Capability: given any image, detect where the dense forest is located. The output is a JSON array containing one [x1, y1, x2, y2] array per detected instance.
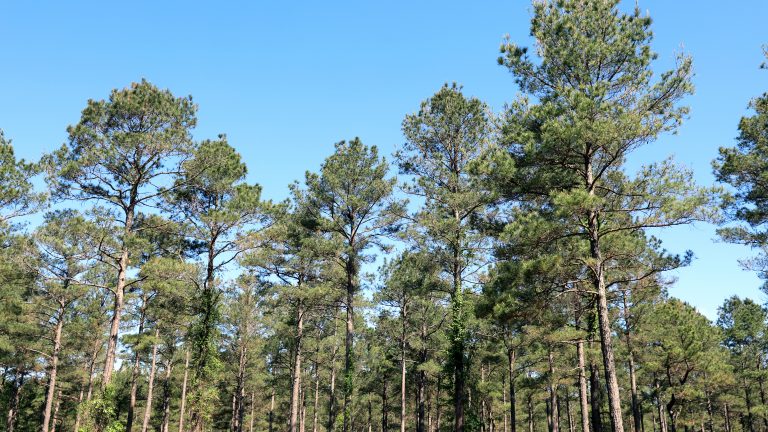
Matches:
[[2, 2, 768, 432]]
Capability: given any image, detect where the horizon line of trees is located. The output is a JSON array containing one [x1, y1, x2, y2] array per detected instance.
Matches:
[[2, 2, 768, 432]]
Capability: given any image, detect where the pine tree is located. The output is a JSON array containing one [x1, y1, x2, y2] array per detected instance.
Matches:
[[398, 83, 493, 432], [304, 138, 401, 432], [492, 2, 715, 431], [48, 80, 197, 387]]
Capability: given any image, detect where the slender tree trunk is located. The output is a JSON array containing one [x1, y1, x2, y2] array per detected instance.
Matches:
[[566, 386, 575, 432], [723, 403, 732, 432], [249, 392, 255, 432], [452, 251, 465, 432], [654, 378, 667, 432], [313, 359, 320, 432], [269, 384, 275, 432], [401, 303, 407, 432], [343, 254, 358, 432], [141, 329, 160, 432], [292, 303, 305, 432], [382, 381, 389, 432], [622, 295, 642, 432], [6, 370, 25, 432], [128, 300, 147, 432], [744, 375, 755, 432], [549, 351, 560, 432], [586, 159, 624, 432], [43, 309, 64, 432], [76, 340, 101, 432], [436, 375, 442, 432], [503, 373, 508, 432], [235, 328, 248, 432], [179, 348, 190, 432], [509, 349, 517, 432], [527, 394, 534, 432], [301, 383, 307, 432], [329, 322, 339, 432], [161, 358, 173, 432], [104, 209, 134, 387], [51, 389, 62, 432], [577, 340, 590, 432], [589, 362, 604, 432]]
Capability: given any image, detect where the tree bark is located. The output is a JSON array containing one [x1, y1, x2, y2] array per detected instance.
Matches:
[[6, 370, 25, 432], [508, 349, 517, 432], [313, 358, 320, 432], [178, 348, 190, 432], [343, 254, 358, 432], [622, 295, 642, 432], [589, 362, 604, 432], [42, 308, 64, 432], [401, 303, 407, 432], [549, 351, 560, 432], [586, 157, 624, 432], [127, 298, 147, 432], [577, 340, 590, 432], [104, 208, 134, 387], [291, 302, 305, 432], [141, 329, 160, 432], [161, 358, 173, 432]]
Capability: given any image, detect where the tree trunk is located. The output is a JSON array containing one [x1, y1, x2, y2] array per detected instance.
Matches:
[[292, 303, 305, 432], [509, 349, 517, 432], [654, 378, 667, 432], [269, 384, 275, 432], [382, 381, 389, 432], [313, 359, 320, 432], [589, 362, 604, 432], [6, 370, 25, 432], [343, 253, 358, 432], [586, 154, 624, 432], [43, 309, 64, 432], [329, 325, 339, 432], [141, 329, 160, 432], [527, 394, 534, 432], [128, 299, 147, 432], [577, 340, 590, 432], [51, 389, 62, 432], [744, 375, 755, 432], [249, 392, 256, 432], [104, 209, 134, 387], [235, 329, 248, 432], [723, 403, 731, 432], [549, 351, 560, 432], [179, 348, 190, 432], [622, 295, 642, 432], [452, 251, 465, 432], [161, 358, 173, 432], [401, 303, 407, 432], [565, 386, 575, 432]]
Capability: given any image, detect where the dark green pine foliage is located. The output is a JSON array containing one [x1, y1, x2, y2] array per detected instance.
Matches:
[[715, 51, 768, 285], [304, 138, 402, 432], [398, 84, 493, 432], [170, 136, 266, 432], [492, 2, 715, 431], [48, 80, 197, 388]]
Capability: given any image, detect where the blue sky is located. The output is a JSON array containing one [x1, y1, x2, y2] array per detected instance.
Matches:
[[2, 1, 767, 318]]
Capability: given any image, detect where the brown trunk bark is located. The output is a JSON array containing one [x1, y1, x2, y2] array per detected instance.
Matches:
[[566, 386, 575, 432], [549, 351, 560, 432], [313, 359, 320, 432], [50, 390, 61, 432], [161, 358, 173, 432], [104, 209, 134, 387], [141, 329, 160, 432], [249, 392, 255, 432], [586, 156, 624, 432], [622, 295, 642, 432], [269, 386, 275, 432], [6, 370, 24, 432], [343, 254, 357, 432], [43, 309, 64, 432], [178, 349, 190, 432], [382, 381, 389, 432], [577, 340, 590, 432], [291, 303, 305, 432], [128, 299, 147, 432], [509, 349, 517, 432], [589, 361, 604, 432], [401, 303, 407, 432]]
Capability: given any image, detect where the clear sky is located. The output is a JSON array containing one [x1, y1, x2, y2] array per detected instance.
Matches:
[[2, 1, 767, 319]]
